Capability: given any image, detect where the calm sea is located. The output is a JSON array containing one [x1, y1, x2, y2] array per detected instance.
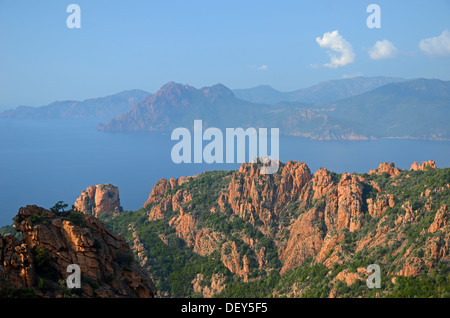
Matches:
[[1, 118, 449, 226]]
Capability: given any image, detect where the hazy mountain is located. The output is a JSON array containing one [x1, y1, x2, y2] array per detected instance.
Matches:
[[232, 85, 287, 104], [97, 81, 355, 139], [98, 79, 450, 140], [97, 82, 271, 132], [0, 89, 150, 119], [321, 78, 450, 139], [233, 76, 406, 104]]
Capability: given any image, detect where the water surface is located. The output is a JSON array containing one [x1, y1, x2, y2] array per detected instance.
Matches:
[[1, 118, 449, 226]]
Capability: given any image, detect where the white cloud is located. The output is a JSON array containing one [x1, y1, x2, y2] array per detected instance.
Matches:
[[257, 64, 268, 71], [316, 30, 355, 68], [419, 29, 450, 57], [249, 64, 268, 71], [368, 40, 398, 60]]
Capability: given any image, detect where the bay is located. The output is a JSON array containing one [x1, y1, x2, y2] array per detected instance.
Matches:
[[1, 118, 449, 226]]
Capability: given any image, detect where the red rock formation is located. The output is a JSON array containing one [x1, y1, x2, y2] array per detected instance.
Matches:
[[410, 160, 437, 171], [279, 208, 324, 275], [369, 162, 401, 177], [396, 257, 423, 277], [367, 194, 395, 218], [336, 173, 365, 232], [145, 177, 195, 221], [168, 209, 223, 257], [0, 234, 34, 289], [74, 184, 123, 217], [220, 241, 250, 282], [192, 273, 226, 298], [137, 159, 449, 295], [2, 205, 156, 297], [224, 161, 311, 230], [144, 179, 172, 207], [333, 269, 365, 286], [429, 205, 448, 233]]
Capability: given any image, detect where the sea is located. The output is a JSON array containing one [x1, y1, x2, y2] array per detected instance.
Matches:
[[1, 118, 449, 226]]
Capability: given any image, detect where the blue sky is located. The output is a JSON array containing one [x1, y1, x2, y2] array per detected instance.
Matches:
[[0, 0, 449, 110]]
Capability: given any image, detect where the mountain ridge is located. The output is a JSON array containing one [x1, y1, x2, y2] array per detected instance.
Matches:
[[233, 76, 407, 104], [97, 78, 450, 140], [99, 159, 450, 298], [1, 159, 449, 298], [3, 77, 449, 140], [319, 78, 450, 139], [0, 89, 151, 119]]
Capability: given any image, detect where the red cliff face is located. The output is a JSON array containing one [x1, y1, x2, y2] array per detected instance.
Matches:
[[278, 171, 366, 273], [74, 184, 123, 217], [224, 161, 312, 231], [369, 162, 401, 177], [1, 205, 156, 298], [135, 159, 449, 297], [0, 234, 34, 289], [142, 160, 450, 280], [145, 176, 195, 221], [410, 160, 437, 171]]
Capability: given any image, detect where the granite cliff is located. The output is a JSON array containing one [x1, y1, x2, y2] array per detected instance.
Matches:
[[103, 159, 450, 298], [0, 205, 156, 298], [2, 159, 448, 298], [74, 183, 123, 217]]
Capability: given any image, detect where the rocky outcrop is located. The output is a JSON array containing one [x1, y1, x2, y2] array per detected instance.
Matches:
[[279, 208, 324, 275], [0, 234, 34, 290], [123, 158, 449, 298], [333, 268, 366, 286], [192, 273, 226, 298], [410, 160, 437, 171], [1, 205, 156, 297], [336, 173, 365, 232], [429, 205, 448, 234], [369, 162, 401, 177], [168, 209, 223, 257], [367, 194, 395, 218], [74, 184, 123, 217], [145, 177, 195, 221], [221, 242, 250, 282], [224, 161, 312, 231]]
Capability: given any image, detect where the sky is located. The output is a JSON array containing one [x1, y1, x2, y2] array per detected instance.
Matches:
[[0, 0, 449, 110]]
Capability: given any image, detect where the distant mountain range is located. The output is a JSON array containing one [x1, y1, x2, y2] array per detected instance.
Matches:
[[0, 89, 150, 119], [2, 77, 450, 140], [98, 78, 450, 140], [97, 82, 270, 132], [232, 76, 406, 104], [319, 78, 450, 140]]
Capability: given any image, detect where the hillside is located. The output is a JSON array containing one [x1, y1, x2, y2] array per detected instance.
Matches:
[[100, 159, 450, 298], [0, 89, 150, 119], [321, 79, 450, 139]]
